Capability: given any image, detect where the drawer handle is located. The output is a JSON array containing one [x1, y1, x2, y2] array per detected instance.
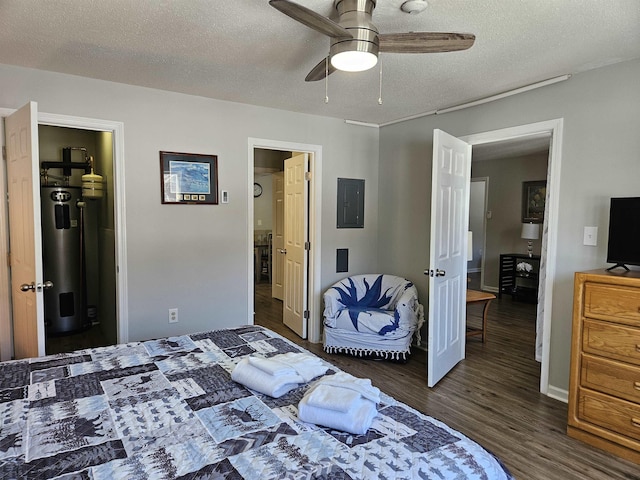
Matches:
[[635, 381, 640, 391], [633, 418, 640, 429]]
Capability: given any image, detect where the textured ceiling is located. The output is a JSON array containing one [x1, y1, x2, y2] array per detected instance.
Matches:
[[0, 0, 639, 125]]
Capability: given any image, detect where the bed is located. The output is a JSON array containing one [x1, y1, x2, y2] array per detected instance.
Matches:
[[0, 326, 513, 479]]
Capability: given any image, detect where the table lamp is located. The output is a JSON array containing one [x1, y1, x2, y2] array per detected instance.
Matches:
[[521, 223, 540, 257]]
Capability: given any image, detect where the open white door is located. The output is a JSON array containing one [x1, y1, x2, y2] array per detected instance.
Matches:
[[282, 153, 308, 338], [5, 102, 46, 359], [427, 129, 472, 387], [271, 171, 285, 301]]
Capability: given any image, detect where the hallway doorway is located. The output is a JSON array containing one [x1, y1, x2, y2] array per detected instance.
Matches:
[[462, 118, 564, 397], [248, 138, 323, 343]]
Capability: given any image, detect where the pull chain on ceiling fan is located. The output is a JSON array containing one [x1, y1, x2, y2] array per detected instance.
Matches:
[[269, 0, 476, 82]]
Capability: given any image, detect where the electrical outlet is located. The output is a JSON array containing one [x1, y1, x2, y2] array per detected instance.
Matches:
[[168, 308, 178, 323]]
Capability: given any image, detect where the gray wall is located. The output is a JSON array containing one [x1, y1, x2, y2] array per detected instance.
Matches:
[[379, 58, 640, 393], [3, 57, 639, 393], [0, 63, 380, 343], [472, 152, 549, 289]]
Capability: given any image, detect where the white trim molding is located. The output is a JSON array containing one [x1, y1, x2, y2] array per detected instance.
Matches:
[[379, 75, 571, 127]]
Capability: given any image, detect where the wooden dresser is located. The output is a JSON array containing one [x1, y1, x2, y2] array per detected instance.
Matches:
[[568, 269, 640, 463]]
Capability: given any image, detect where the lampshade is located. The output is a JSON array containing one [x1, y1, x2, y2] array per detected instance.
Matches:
[[521, 223, 540, 240]]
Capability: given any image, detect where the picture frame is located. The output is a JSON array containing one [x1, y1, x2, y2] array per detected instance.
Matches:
[[522, 180, 546, 223], [160, 151, 218, 204]]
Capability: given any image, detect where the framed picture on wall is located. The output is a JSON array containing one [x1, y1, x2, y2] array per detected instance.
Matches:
[[522, 180, 546, 223], [160, 151, 218, 204]]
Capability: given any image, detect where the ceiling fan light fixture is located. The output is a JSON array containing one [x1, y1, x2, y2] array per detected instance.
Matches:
[[331, 50, 378, 72]]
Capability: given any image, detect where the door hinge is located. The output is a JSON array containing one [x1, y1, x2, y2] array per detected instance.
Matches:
[[304, 171, 312, 181], [6, 252, 10, 268], [303, 310, 310, 319], [304, 241, 311, 251], [2, 146, 6, 161]]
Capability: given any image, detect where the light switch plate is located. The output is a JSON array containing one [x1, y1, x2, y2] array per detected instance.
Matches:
[[583, 226, 598, 246]]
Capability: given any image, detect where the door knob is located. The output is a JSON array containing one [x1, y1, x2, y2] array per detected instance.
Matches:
[[20, 281, 53, 292], [278, 249, 287, 254], [424, 269, 446, 277]]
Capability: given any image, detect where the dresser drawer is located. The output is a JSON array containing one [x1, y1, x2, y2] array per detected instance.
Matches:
[[578, 388, 640, 442], [581, 354, 640, 403], [584, 283, 640, 326], [583, 319, 640, 366]]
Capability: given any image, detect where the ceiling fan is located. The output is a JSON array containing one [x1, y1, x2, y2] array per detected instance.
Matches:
[[269, 0, 476, 82]]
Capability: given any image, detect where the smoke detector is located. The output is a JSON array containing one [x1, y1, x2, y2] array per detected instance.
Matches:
[[401, 0, 428, 15]]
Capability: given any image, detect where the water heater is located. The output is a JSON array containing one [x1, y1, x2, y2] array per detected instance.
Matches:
[[41, 186, 87, 334]]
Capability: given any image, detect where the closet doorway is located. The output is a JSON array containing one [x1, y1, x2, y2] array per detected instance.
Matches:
[[0, 104, 127, 360]]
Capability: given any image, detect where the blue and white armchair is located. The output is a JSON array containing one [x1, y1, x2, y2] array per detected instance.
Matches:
[[323, 274, 424, 361]]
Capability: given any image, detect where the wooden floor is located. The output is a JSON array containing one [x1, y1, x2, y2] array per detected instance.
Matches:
[[254, 280, 640, 480], [46, 324, 110, 355]]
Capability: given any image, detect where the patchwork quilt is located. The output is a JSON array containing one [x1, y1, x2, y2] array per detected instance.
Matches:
[[0, 326, 513, 479]]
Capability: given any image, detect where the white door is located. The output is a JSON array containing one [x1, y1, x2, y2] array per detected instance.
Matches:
[[282, 153, 308, 338], [5, 102, 46, 359], [271, 171, 285, 301], [427, 129, 472, 387]]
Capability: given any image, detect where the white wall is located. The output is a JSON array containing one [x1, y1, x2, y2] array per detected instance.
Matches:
[[0, 63, 379, 343], [378, 57, 640, 393], [253, 173, 274, 230], [468, 179, 485, 272]]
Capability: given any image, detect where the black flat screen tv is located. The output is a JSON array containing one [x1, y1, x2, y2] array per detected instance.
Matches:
[[606, 197, 640, 271]]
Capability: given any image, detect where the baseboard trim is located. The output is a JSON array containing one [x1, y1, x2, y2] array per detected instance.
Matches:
[[546, 385, 568, 403]]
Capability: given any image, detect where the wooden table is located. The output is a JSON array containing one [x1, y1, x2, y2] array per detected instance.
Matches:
[[466, 289, 496, 342]]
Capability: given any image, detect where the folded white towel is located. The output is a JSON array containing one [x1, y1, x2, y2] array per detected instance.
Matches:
[[247, 356, 297, 377], [249, 352, 327, 382], [315, 372, 381, 404], [231, 358, 303, 398], [305, 384, 361, 413], [273, 352, 328, 382], [298, 394, 378, 435]]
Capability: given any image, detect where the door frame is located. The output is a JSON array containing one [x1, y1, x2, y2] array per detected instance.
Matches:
[[461, 118, 564, 397], [0, 107, 128, 359], [248, 138, 322, 343]]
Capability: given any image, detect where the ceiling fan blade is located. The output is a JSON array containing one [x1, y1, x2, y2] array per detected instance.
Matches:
[[379, 32, 475, 53], [269, 0, 352, 38], [305, 57, 336, 82]]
